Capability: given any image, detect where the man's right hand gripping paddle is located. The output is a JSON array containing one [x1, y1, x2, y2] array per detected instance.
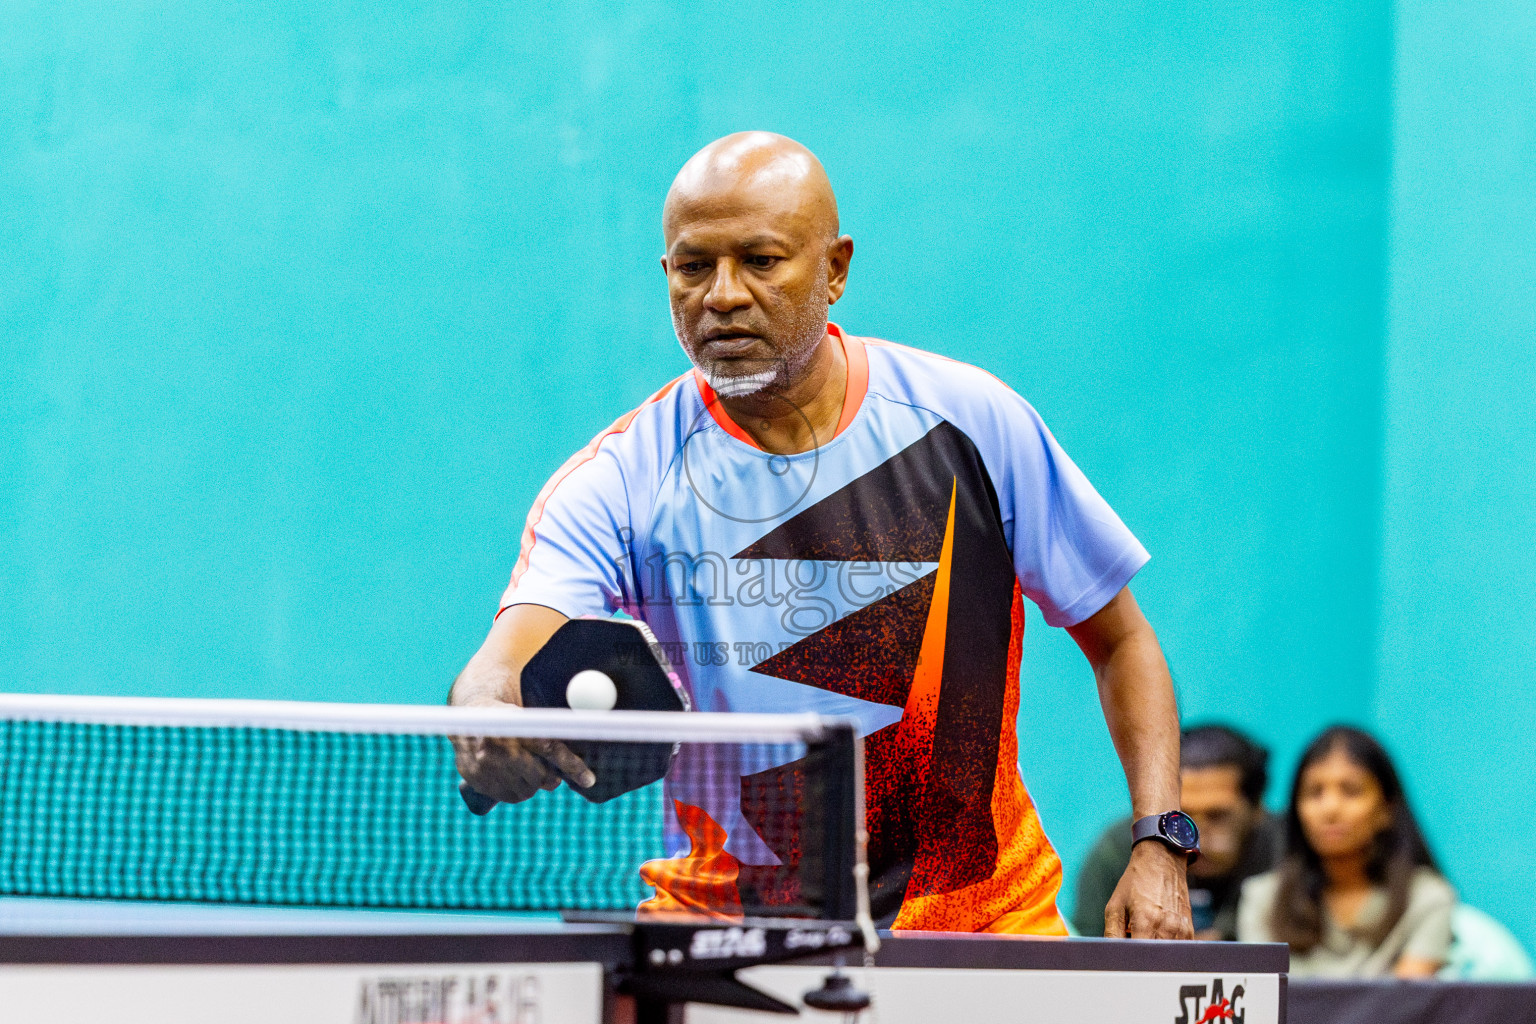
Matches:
[[451, 613, 688, 813]]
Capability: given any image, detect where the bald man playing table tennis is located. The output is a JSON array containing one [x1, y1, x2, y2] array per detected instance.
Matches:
[[452, 132, 1192, 939]]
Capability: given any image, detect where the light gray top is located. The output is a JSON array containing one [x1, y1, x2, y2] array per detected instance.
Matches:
[[1237, 867, 1456, 977]]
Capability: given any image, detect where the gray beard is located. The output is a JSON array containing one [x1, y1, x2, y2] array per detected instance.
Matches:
[[699, 363, 779, 398], [675, 263, 830, 399]]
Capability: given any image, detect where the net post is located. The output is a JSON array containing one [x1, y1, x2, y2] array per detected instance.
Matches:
[[804, 719, 869, 932], [848, 722, 880, 956]]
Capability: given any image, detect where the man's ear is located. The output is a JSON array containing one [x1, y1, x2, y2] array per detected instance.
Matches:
[[659, 256, 669, 274], [826, 235, 854, 305]]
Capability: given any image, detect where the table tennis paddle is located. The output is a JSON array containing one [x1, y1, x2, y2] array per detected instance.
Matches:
[[459, 617, 689, 813]]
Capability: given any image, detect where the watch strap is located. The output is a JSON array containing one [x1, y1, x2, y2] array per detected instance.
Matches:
[[1131, 811, 1199, 863], [1130, 813, 1165, 845]]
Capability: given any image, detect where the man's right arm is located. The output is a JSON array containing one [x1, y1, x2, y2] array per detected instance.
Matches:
[[449, 603, 596, 803]]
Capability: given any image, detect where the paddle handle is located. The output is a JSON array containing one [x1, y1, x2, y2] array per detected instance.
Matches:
[[458, 780, 499, 815]]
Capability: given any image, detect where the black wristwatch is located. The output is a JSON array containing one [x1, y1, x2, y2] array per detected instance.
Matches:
[[1131, 810, 1201, 863]]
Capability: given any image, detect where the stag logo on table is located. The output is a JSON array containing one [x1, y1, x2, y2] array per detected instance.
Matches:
[[355, 972, 541, 1024], [1173, 978, 1245, 1024], [689, 926, 767, 960]]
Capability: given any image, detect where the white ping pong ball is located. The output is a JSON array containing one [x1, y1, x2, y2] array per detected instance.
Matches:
[[566, 669, 618, 711]]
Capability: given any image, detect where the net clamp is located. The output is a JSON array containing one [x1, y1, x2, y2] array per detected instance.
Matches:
[[620, 917, 863, 1015]]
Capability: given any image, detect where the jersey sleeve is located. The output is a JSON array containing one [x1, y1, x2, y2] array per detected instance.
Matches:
[[986, 389, 1149, 628], [500, 446, 636, 620]]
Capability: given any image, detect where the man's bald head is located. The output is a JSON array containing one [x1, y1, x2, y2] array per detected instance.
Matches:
[[661, 133, 852, 400], [663, 132, 840, 246]]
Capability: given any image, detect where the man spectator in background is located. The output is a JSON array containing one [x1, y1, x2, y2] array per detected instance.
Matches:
[[1074, 725, 1283, 939]]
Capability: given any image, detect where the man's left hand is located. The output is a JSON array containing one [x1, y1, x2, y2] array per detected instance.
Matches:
[[1103, 841, 1193, 939]]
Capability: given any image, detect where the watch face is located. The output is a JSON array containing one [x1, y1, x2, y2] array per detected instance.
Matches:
[[1162, 811, 1200, 849]]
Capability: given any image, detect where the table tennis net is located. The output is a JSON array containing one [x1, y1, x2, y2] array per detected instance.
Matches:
[[0, 696, 862, 921]]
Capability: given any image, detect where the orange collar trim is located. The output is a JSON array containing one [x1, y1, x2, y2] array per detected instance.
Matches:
[[831, 323, 869, 438], [691, 323, 868, 452]]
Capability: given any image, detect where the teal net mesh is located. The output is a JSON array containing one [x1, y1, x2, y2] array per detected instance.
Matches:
[[0, 720, 664, 910]]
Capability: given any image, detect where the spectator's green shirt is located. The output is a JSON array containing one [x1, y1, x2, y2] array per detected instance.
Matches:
[[1237, 867, 1455, 976], [1071, 812, 1283, 939]]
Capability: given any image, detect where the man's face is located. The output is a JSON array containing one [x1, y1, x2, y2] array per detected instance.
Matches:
[[1181, 765, 1259, 878], [662, 189, 841, 397]]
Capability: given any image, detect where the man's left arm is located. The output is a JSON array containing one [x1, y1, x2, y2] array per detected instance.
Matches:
[[1066, 586, 1193, 940]]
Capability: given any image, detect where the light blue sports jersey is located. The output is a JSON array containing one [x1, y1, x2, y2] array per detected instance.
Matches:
[[501, 325, 1148, 931]]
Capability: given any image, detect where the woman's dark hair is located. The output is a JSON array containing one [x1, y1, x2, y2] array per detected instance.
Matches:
[[1270, 726, 1440, 952]]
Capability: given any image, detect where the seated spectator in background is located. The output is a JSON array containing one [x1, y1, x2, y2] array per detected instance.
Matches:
[[1238, 726, 1455, 977], [1074, 725, 1283, 939]]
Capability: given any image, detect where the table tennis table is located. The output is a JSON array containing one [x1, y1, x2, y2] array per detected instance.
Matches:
[[0, 896, 1289, 1023]]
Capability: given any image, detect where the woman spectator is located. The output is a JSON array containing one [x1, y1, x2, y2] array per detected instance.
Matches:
[[1237, 726, 1455, 977]]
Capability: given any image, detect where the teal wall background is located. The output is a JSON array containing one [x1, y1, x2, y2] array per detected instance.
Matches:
[[2, 3, 1528, 949], [1373, 0, 1536, 956]]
